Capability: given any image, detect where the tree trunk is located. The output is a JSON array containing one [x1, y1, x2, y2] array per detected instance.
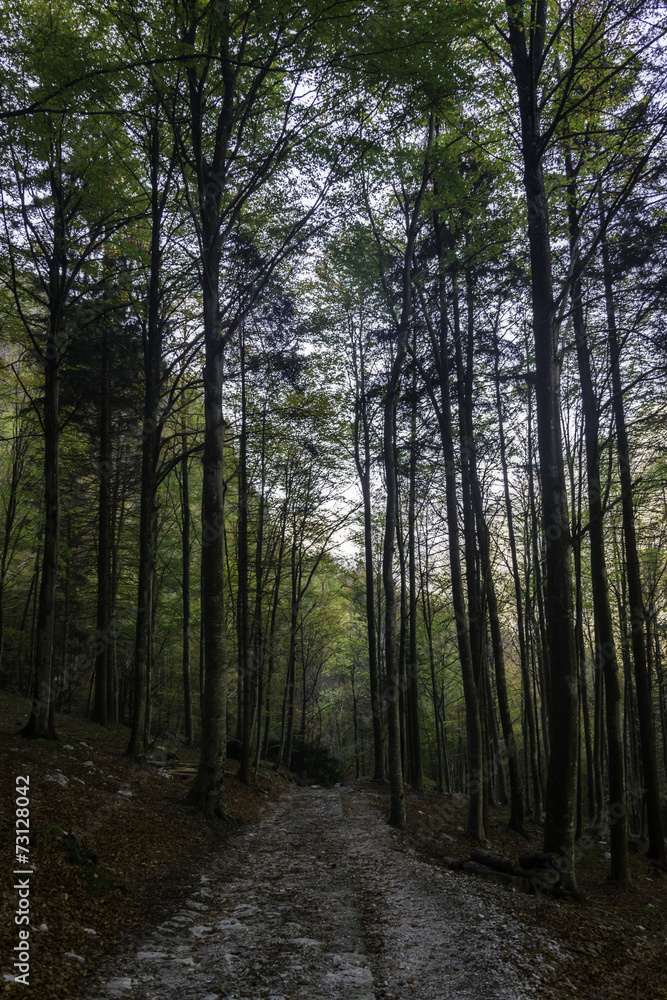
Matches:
[[93, 319, 111, 726], [23, 170, 65, 741], [396, 490, 408, 779], [128, 118, 164, 757], [600, 191, 665, 864], [566, 169, 629, 879], [419, 219, 484, 841], [186, 275, 228, 816], [492, 326, 542, 819], [454, 269, 491, 829], [263, 505, 287, 758], [505, 2, 579, 888], [383, 338, 407, 828], [0, 418, 27, 683], [181, 428, 193, 746], [354, 342, 385, 780], [26, 349, 59, 740], [351, 329, 385, 780], [407, 356, 423, 792], [238, 325, 252, 784]]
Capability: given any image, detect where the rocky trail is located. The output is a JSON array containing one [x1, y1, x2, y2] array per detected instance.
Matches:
[[86, 786, 557, 1000]]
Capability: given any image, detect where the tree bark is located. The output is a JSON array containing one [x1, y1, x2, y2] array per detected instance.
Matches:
[[181, 428, 193, 746], [23, 169, 65, 741], [186, 282, 228, 816], [128, 117, 164, 758], [600, 190, 665, 864], [407, 358, 423, 792], [505, 1, 579, 888], [418, 219, 484, 841], [492, 327, 542, 819], [350, 321, 385, 780], [383, 337, 407, 828], [238, 325, 253, 783], [93, 318, 111, 726], [567, 157, 629, 879]]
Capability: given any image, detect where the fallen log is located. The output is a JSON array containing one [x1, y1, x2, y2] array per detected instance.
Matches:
[[440, 854, 462, 871], [470, 849, 520, 875], [462, 861, 530, 893], [516, 866, 561, 891], [518, 851, 559, 869]]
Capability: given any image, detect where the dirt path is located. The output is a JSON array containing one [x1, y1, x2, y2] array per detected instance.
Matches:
[[86, 786, 557, 1000]]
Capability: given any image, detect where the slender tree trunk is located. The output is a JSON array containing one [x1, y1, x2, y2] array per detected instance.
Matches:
[[186, 274, 228, 815], [420, 221, 484, 841], [263, 506, 287, 757], [565, 158, 629, 877], [483, 530, 524, 832], [655, 636, 667, 784], [396, 492, 409, 778], [23, 170, 65, 741], [281, 531, 300, 770], [350, 318, 385, 779], [407, 357, 423, 792], [181, 429, 193, 746], [251, 410, 268, 773], [420, 553, 443, 792], [0, 419, 27, 682], [238, 325, 253, 783], [600, 193, 665, 864], [492, 327, 542, 819], [128, 118, 164, 757], [379, 134, 433, 827], [506, 2, 579, 888], [526, 388, 551, 767], [383, 339, 407, 828], [93, 319, 111, 726], [454, 269, 491, 828]]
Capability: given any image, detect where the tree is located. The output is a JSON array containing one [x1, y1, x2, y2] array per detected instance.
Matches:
[[1, 8, 131, 738]]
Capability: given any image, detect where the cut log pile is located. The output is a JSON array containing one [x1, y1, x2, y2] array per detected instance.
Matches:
[[442, 848, 565, 895]]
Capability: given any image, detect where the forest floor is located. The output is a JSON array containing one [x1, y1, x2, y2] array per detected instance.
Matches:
[[0, 693, 665, 1000]]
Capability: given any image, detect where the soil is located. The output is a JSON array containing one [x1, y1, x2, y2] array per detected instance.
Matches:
[[1, 694, 666, 1000]]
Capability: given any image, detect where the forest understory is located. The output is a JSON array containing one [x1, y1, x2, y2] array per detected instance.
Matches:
[[1, 695, 665, 1000]]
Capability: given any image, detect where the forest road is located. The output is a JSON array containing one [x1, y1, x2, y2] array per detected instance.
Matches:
[[87, 785, 553, 1000]]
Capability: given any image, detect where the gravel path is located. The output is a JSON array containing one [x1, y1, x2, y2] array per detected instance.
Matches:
[[87, 786, 556, 1000]]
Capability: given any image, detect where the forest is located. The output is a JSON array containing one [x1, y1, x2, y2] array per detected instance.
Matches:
[[1, 0, 667, 905]]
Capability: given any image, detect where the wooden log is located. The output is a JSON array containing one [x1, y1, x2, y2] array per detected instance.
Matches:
[[441, 855, 462, 871], [462, 861, 530, 892], [470, 849, 520, 875], [517, 867, 561, 891], [518, 851, 559, 869]]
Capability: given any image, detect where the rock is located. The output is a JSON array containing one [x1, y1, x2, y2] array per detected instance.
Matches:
[[188, 924, 214, 938], [64, 952, 85, 963], [44, 773, 69, 787], [104, 976, 134, 992]]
